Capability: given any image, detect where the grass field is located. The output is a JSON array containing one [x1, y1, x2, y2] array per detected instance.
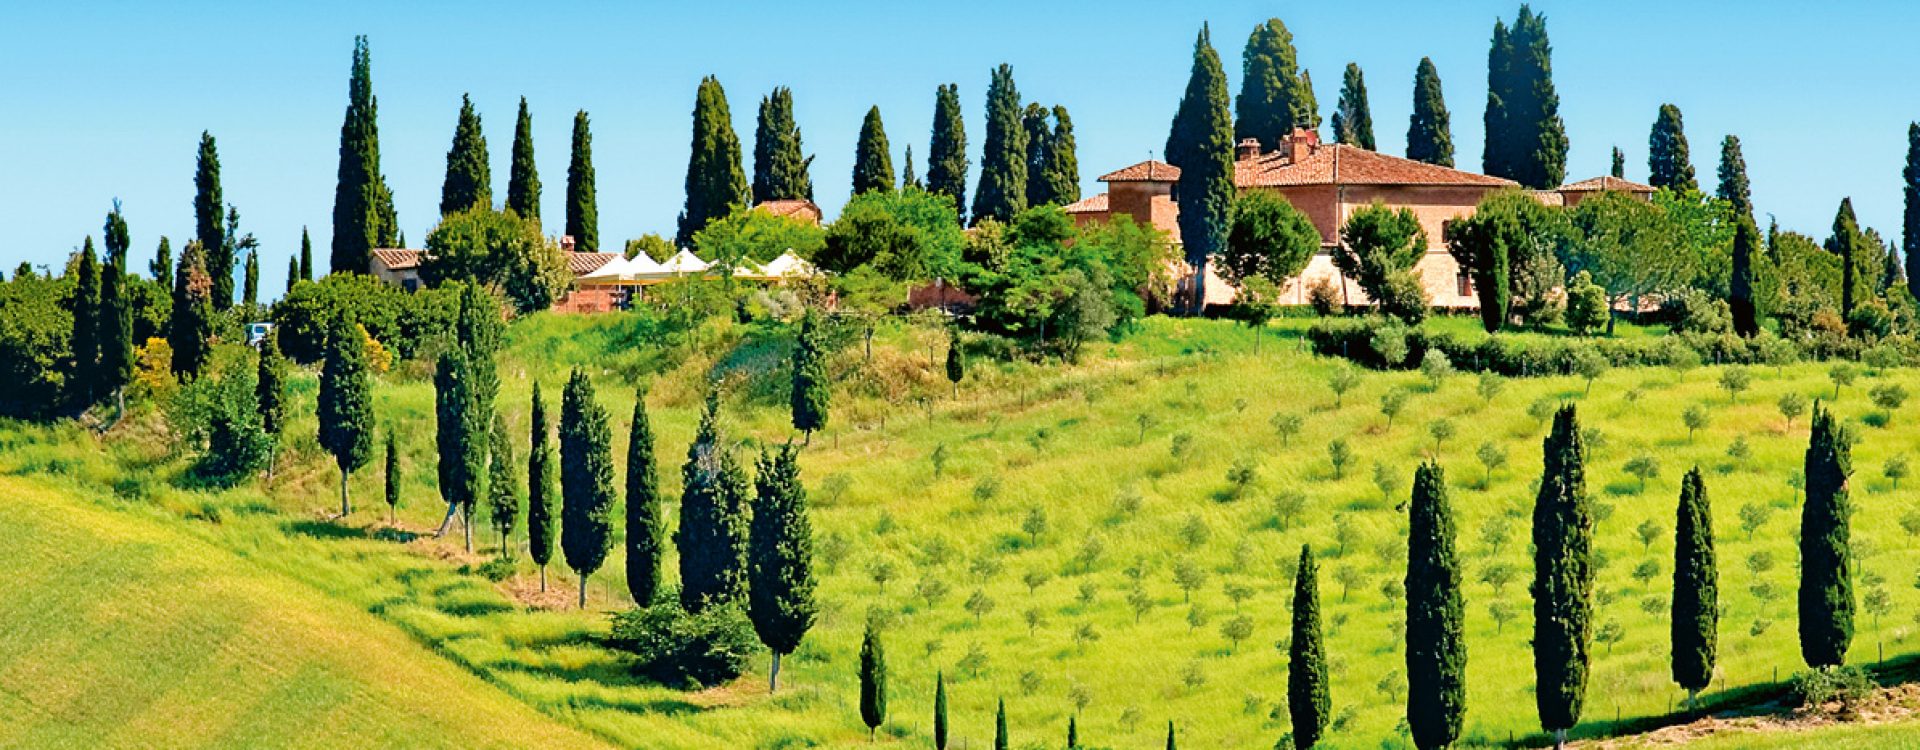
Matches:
[[11, 311, 1920, 748]]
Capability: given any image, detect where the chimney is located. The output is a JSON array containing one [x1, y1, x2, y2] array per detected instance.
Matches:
[[1284, 127, 1320, 162], [560, 234, 577, 253], [1236, 137, 1262, 160]]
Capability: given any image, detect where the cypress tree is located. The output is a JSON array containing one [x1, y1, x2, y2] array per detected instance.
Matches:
[[331, 36, 397, 274], [434, 349, 485, 552], [299, 227, 313, 282], [1533, 405, 1594, 749], [285, 255, 300, 294], [749, 442, 817, 692], [791, 310, 830, 441], [99, 207, 134, 409], [1829, 198, 1870, 320], [927, 83, 970, 224], [486, 412, 519, 556], [383, 431, 400, 524], [678, 389, 751, 611], [440, 94, 492, 216], [1288, 544, 1330, 749], [506, 96, 541, 221], [1512, 6, 1567, 189], [257, 331, 288, 460], [1235, 18, 1312, 148], [566, 111, 599, 252], [852, 105, 895, 195], [752, 86, 812, 203], [859, 620, 887, 740], [318, 313, 375, 518], [1022, 103, 1052, 206], [242, 249, 259, 309], [1905, 123, 1920, 301], [168, 240, 214, 381], [1297, 69, 1322, 130], [678, 76, 748, 246], [934, 672, 949, 750], [1166, 26, 1235, 315], [1332, 62, 1375, 151], [901, 146, 920, 190], [1611, 147, 1625, 179], [456, 283, 502, 423], [1647, 104, 1696, 192], [1482, 19, 1514, 180], [151, 236, 172, 283], [945, 327, 965, 398], [1066, 715, 1076, 748], [1730, 215, 1761, 337], [1406, 58, 1454, 167], [993, 697, 1009, 750], [1717, 135, 1752, 219], [1043, 106, 1081, 205], [559, 368, 616, 608], [1799, 403, 1855, 669], [973, 64, 1028, 226], [625, 393, 664, 606], [1406, 461, 1465, 750], [1672, 467, 1718, 708], [528, 384, 558, 591], [69, 238, 100, 405], [194, 132, 232, 310], [1165, 722, 1176, 750]]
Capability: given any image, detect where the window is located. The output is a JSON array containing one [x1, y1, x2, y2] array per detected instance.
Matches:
[[1455, 271, 1473, 298]]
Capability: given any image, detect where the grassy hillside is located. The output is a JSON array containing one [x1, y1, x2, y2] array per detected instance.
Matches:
[[12, 311, 1920, 748]]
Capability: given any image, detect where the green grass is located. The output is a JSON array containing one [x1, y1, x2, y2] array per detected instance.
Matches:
[[10, 311, 1920, 748]]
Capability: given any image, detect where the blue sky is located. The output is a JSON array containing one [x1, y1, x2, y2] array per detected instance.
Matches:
[[5, 1, 1916, 295]]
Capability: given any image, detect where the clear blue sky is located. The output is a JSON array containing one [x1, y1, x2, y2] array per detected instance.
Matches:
[[5, 1, 1916, 296]]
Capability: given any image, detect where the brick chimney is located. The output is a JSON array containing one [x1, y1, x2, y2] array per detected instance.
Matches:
[[1283, 127, 1320, 162], [1236, 137, 1262, 160], [560, 235, 577, 253]]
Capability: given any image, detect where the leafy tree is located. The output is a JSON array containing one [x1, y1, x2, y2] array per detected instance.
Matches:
[[790, 310, 831, 440], [318, 313, 375, 518], [1406, 57, 1453, 167], [1533, 404, 1594, 748], [506, 96, 540, 221], [1445, 190, 1558, 332], [1717, 135, 1752, 219], [1219, 191, 1319, 290], [1800, 403, 1855, 669], [679, 389, 751, 611], [1165, 27, 1235, 314], [1647, 104, 1696, 192], [927, 83, 969, 224], [692, 204, 827, 273], [1564, 271, 1608, 336], [625, 393, 665, 605], [974, 64, 1028, 226], [819, 187, 965, 280], [168, 241, 214, 380], [559, 368, 616, 608], [1672, 467, 1718, 708], [331, 36, 398, 274], [859, 620, 888, 740], [1563, 191, 1694, 329], [195, 132, 232, 310], [752, 86, 812, 203], [528, 384, 558, 591], [1235, 19, 1315, 148], [440, 94, 491, 216], [1332, 62, 1374, 150], [486, 412, 520, 556], [421, 208, 569, 314], [567, 111, 599, 252], [1289, 545, 1330, 749], [1483, 7, 1566, 188], [852, 106, 895, 195], [433, 349, 485, 551], [679, 76, 749, 246], [1406, 461, 1465, 749], [1335, 202, 1429, 324], [749, 442, 816, 692]]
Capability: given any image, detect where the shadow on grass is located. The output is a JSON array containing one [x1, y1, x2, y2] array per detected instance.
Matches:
[[283, 518, 371, 540]]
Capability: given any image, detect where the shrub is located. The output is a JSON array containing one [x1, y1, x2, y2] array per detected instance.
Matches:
[[610, 599, 759, 689], [1307, 279, 1340, 317], [1564, 271, 1608, 336], [1789, 666, 1876, 714]]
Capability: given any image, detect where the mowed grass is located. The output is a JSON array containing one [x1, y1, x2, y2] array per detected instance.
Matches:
[[12, 312, 1920, 749]]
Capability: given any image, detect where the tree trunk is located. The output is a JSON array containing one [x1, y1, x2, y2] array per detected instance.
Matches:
[[434, 502, 458, 538], [579, 574, 589, 609], [539, 565, 547, 592], [1555, 728, 1567, 750], [1688, 687, 1699, 712], [769, 651, 782, 693], [463, 506, 473, 553], [864, 325, 874, 362], [339, 465, 351, 517]]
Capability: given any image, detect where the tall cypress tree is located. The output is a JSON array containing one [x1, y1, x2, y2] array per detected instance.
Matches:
[[1297, 69, 1322, 130], [285, 255, 300, 294], [993, 697, 1009, 750], [99, 207, 134, 408], [753, 87, 812, 203], [678, 389, 751, 611], [1166, 26, 1235, 315], [927, 83, 970, 223], [1647, 104, 1696, 192], [1533, 404, 1594, 749], [1611, 147, 1625, 179], [973, 64, 1028, 226], [1406, 58, 1454, 167], [506, 96, 541, 221], [678, 76, 749, 246], [257, 331, 287, 474], [1829, 198, 1871, 320], [151, 236, 172, 283], [456, 283, 502, 431], [318, 313, 375, 518], [1067, 715, 1077, 748], [1165, 722, 1176, 750], [1289, 544, 1330, 749], [566, 111, 599, 252], [852, 105, 895, 195], [298, 227, 313, 282], [486, 413, 520, 556], [383, 431, 400, 523], [331, 36, 396, 274], [859, 620, 888, 740], [1800, 403, 1855, 669], [901, 146, 920, 190], [625, 393, 665, 606], [1022, 104, 1053, 206], [933, 671, 949, 750], [441, 94, 492, 216], [1406, 461, 1465, 750], [435, 348, 485, 551], [1482, 20, 1514, 180], [242, 249, 259, 309], [1672, 467, 1718, 708], [528, 384, 558, 591], [1512, 6, 1567, 189], [1717, 135, 1752, 219], [168, 241, 214, 381], [1042, 106, 1081, 205], [790, 310, 830, 441], [194, 132, 232, 310], [1730, 215, 1761, 337], [1235, 18, 1312, 148], [1904, 123, 1920, 301], [559, 368, 615, 608], [1332, 62, 1375, 151], [69, 238, 101, 405], [749, 442, 817, 693]]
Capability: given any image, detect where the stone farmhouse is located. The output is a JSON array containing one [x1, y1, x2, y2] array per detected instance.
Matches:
[[1063, 127, 1653, 310]]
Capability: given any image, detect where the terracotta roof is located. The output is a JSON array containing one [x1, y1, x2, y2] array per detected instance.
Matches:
[[752, 199, 824, 222], [369, 247, 617, 278], [566, 252, 621, 276], [371, 248, 422, 271], [1558, 175, 1657, 194], [1098, 160, 1181, 183], [1061, 193, 1109, 214], [1234, 144, 1517, 188]]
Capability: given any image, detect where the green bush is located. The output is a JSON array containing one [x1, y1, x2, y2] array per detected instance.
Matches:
[[272, 274, 459, 364], [1305, 316, 1801, 377], [609, 597, 759, 689], [1788, 665, 1876, 714]]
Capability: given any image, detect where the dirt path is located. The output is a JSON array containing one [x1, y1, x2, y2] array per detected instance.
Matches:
[[1581, 683, 1920, 747]]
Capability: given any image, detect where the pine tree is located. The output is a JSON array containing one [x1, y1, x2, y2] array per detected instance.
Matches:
[[169, 240, 214, 381], [506, 96, 541, 222], [383, 431, 400, 524], [901, 146, 920, 190], [1672, 467, 1718, 707], [677, 389, 751, 611], [242, 249, 259, 308], [434, 349, 485, 552], [486, 413, 519, 556], [1481, 19, 1514, 180], [1289, 544, 1330, 749], [1800, 403, 1855, 669], [528, 384, 558, 591], [973, 64, 1028, 226], [790, 310, 830, 441], [1332, 62, 1375, 150], [559, 368, 616, 608], [69, 238, 100, 405], [1730, 215, 1761, 337], [927, 83, 970, 223], [566, 111, 599, 252], [1905, 123, 1920, 301], [625, 393, 665, 606], [318, 313, 375, 518], [1406, 58, 1454, 167], [151, 236, 172, 283], [1406, 461, 1465, 750], [441, 94, 492, 216], [1165, 26, 1235, 315], [1533, 404, 1594, 749], [933, 672, 949, 750], [852, 106, 895, 195], [993, 697, 1009, 750], [298, 227, 313, 282], [752, 87, 812, 203], [99, 206, 134, 409], [1611, 147, 1625, 179], [749, 442, 817, 692], [257, 331, 288, 462], [1235, 18, 1313, 148], [331, 36, 397, 274], [859, 620, 887, 740], [678, 76, 748, 246], [1647, 104, 1696, 192], [195, 132, 232, 310], [1717, 135, 1752, 218]]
